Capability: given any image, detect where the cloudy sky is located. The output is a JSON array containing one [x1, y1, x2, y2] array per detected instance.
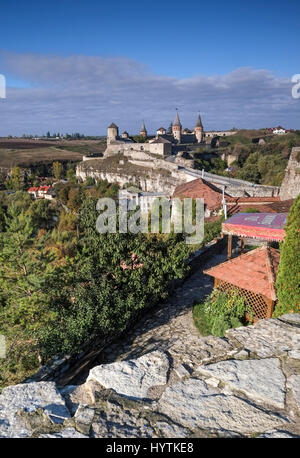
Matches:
[[0, 0, 299, 136]]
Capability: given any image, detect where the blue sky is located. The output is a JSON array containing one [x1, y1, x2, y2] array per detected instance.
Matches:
[[0, 0, 299, 135]]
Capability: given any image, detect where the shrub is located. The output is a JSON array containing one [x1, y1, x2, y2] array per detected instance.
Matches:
[[193, 289, 253, 337], [274, 195, 300, 316]]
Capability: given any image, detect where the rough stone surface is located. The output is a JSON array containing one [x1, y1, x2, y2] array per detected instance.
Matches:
[[86, 351, 169, 401], [157, 378, 288, 434], [258, 430, 298, 438], [196, 358, 286, 409], [226, 318, 300, 358], [74, 405, 95, 435], [279, 314, 300, 327], [280, 147, 300, 200], [40, 427, 88, 438], [288, 375, 300, 411], [0, 382, 70, 438]]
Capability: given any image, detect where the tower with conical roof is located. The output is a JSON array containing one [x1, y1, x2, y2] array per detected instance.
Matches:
[[140, 122, 147, 138], [194, 114, 204, 143], [172, 111, 182, 143], [107, 122, 119, 144]]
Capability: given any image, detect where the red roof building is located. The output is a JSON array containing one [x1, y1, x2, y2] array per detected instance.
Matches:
[[204, 246, 280, 320], [28, 185, 53, 199], [172, 178, 229, 217]]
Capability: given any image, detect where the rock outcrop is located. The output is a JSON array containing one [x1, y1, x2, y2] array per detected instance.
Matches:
[[0, 314, 299, 438], [280, 147, 300, 200]]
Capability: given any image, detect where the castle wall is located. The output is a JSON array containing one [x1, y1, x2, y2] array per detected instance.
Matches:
[[148, 142, 172, 156]]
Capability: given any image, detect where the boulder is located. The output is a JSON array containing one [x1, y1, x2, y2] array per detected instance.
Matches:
[[196, 358, 286, 409], [226, 318, 300, 358], [158, 378, 288, 434], [86, 351, 169, 401], [0, 382, 70, 438]]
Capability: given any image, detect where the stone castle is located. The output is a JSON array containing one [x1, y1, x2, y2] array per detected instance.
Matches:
[[104, 112, 205, 158]]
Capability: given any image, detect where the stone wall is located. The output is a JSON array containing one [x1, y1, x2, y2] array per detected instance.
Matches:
[[225, 184, 280, 197], [280, 147, 300, 200]]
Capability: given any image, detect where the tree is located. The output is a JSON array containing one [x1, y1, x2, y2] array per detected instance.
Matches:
[[67, 187, 82, 211], [133, 135, 147, 143], [0, 207, 60, 385], [52, 161, 63, 180], [274, 195, 300, 316], [26, 199, 55, 229], [8, 167, 22, 191], [66, 168, 76, 183]]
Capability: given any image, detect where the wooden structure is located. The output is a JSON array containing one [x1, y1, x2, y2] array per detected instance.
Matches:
[[222, 212, 287, 259], [204, 246, 280, 321]]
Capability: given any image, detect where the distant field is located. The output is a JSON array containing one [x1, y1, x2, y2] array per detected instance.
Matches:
[[0, 139, 107, 168]]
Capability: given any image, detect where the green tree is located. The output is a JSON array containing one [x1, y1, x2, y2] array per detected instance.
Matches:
[[133, 135, 147, 143], [26, 199, 55, 229], [66, 168, 76, 183], [274, 195, 300, 316], [0, 208, 59, 385], [52, 161, 63, 180], [8, 166, 22, 191]]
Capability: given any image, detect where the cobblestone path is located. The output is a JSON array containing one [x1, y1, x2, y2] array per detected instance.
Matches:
[[98, 252, 231, 370]]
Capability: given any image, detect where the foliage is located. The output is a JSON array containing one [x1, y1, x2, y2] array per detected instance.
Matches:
[[0, 207, 63, 387], [274, 195, 300, 317], [7, 167, 22, 191], [203, 218, 223, 245], [244, 207, 260, 213], [52, 161, 63, 180], [38, 197, 189, 358], [133, 135, 147, 143], [193, 289, 252, 337]]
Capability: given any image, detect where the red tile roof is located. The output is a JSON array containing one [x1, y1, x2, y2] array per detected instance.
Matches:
[[28, 185, 51, 193], [173, 178, 228, 211], [204, 246, 280, 301], [226, 196, 282, 216]]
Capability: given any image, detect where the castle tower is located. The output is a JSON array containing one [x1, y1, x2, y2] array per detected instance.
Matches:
[[107, 123, 119, 144], [172, 111, 182, 143], [140, 122, 147, 138], [194, 114, 204, 143]]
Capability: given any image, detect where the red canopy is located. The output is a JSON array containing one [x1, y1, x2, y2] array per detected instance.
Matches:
[[222, 213, 287, 241]]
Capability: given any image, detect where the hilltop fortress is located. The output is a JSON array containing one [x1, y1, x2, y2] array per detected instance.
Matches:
[[104, 112, 206, 158], [76, 113, 280, 197]]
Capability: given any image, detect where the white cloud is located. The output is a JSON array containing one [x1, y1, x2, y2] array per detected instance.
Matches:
[[0, 51, 299, 135]]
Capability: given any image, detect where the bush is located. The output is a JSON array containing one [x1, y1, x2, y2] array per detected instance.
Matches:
[[274, 195, 300, 316], [193, 289, 253, 337]]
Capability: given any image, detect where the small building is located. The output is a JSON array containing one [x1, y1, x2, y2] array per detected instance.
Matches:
[[172, 177, 230, 217], [148, 136, 172, 156], [156, 127, 166, 135], [119, 187, 170, 214], [28, 186, 39, 199], [204, 246, 280, 321], [28, 185, 54, 200]]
